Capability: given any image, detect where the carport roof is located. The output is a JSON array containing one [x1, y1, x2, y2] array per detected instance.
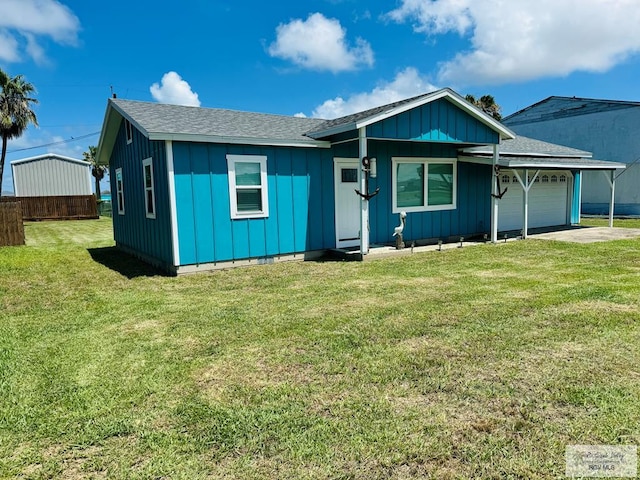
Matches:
[[461, 135, 625, 170]]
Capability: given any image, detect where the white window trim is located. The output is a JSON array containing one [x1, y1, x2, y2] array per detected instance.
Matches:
[[391, 157, 457, 214], [116, 167, 125, 215], [142, 157, 156, 219], [226, 154, 269, 219], [125, 119, 133, 144]]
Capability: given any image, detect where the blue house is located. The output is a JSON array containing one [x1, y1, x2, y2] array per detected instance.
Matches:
[[96, 88, 623, 274]]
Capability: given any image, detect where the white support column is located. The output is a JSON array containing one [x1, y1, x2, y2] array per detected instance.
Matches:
[[513, 169, 539, 239], [490, 144, 499, 243], [602, 170, 615, 228], [358, 128, 369, 255]]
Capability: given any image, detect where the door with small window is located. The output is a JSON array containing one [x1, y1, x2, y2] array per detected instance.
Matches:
[[334, 158, 360, 248]]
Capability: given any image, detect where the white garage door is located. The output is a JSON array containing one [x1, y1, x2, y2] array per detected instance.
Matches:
[[498, 170, 571, 232]]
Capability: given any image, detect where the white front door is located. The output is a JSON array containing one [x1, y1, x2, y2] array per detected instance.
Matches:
[[334, 158, 360, 248]]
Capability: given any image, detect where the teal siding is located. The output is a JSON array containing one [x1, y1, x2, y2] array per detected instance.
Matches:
[[367, 140, 491, 244], [367, 98, 499, 144], [571, 170, 581, 224], [109, 120, 173, 268], [173, 142, 335, 265]]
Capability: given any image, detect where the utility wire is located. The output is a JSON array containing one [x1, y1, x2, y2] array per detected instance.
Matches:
[[7, 131, 100, 154]]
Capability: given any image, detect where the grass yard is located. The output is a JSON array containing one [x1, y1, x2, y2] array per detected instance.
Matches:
[[1, 219, 639, 479], [581, 216, 640, 229]]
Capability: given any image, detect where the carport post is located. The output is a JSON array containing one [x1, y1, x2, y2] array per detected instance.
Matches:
[[491, 144, 499, 243], [523, 169, 529, 239], [603, 170, 616, 228], [513, 169, 540, 240], [359, 127, 369, 254]]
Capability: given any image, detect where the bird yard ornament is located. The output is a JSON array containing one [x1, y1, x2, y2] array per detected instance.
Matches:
[[393, 211, 407, 249]]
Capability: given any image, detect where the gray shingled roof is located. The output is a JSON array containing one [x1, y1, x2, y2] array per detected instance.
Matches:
[[305, 92, 433, 137], [463, 135, 592, 157], [111, 98, 327, 145]]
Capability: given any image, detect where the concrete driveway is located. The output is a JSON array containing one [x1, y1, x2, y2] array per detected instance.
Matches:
[[529, 226, 640, 243]]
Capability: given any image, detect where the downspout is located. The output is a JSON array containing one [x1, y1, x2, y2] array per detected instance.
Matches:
[[491, 143, 499, 243], [358, 127, 369, 255]]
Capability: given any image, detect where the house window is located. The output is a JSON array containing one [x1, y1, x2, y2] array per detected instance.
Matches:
[[551, 175, 558, 183], [392, 158, 456, 213], [125, 119, 133, 144], [542, 175, 549, 183], [501, 175, 510, 184], [227, 154, 269, 219], [116, 168, 125, 215], [560, 175, 567, 183], [512, 175, 518, 183], [142, 158, 155, 219]]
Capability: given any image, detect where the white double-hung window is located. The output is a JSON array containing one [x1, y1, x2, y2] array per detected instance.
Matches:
[[226, 154, 269, 219], [115, 168, 125, 215], [392, 157, 457, 213], [142, 158, 155, 219]]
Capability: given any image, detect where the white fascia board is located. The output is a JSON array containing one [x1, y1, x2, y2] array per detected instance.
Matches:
[[461, 149, 591, 158], [147, 132, 331, 149], [505, 160, 626, 170], [459, 155, 624, 170]]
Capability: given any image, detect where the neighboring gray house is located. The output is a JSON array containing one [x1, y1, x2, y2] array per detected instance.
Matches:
[[503, 97, 640, 216], [11, 153, 92, 197]]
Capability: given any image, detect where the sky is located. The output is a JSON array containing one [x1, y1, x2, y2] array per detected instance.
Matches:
[[2, 0, 640, 194]]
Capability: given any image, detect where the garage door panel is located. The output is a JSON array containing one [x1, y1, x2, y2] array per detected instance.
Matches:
[[498, 170, 570, 232]]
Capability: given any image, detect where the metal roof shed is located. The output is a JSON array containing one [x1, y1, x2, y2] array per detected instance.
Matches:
[[11, 154, 93, 197]]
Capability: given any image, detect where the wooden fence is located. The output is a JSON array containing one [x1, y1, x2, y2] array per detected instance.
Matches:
[[0, 195, 98, 221], [0, 201, 25, 246]]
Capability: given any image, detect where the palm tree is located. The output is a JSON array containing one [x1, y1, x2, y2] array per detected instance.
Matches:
[[0, 69, 38, 197], [465, 94, 502, 121], [83, 145, 106, 199]]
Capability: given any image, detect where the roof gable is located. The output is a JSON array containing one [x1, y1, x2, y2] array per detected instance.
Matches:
[[365, 97, 500, 145], [307, 88, 514, 142]]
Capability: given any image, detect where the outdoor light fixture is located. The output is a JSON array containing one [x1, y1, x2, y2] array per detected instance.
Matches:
[[459, 237, 464, 248], [504, 234, 508, 243], [369, 157, 377, 178], [483, 233, 488, 242], [438, 240, 443, 251]]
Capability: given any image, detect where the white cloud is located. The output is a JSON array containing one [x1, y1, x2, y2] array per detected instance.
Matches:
[[268, 13, 374, 72], [150, 72, 201, 107], [311, 67, 437, 119], [388, 0, 640, 85], [0, 0, 79, 63]]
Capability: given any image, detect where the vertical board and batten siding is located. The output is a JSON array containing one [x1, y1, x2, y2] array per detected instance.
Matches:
[[13, 156, 92, 196], [109, 120, 174, 268], [172, 142, 335, 265], [366, 98, 500, 144], [366, 141, 491, 244]]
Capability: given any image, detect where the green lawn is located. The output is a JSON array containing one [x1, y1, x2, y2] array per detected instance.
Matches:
[[1, 219, 639, 479], [581, 216, 640, 229]]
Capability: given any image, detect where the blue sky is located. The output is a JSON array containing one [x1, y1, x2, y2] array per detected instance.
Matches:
[[2, 0, 640, 194]]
